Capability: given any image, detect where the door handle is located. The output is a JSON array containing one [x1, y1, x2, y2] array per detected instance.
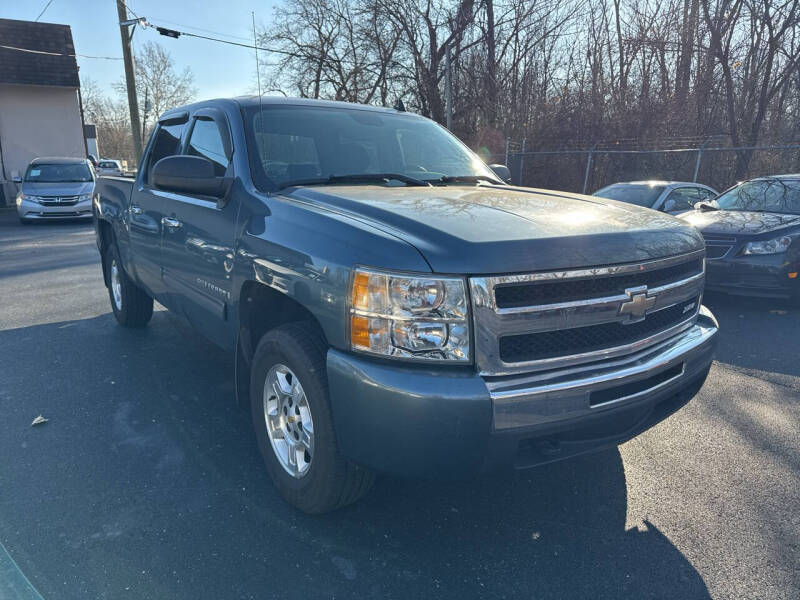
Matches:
[[161, 217, 183, 229], [130, 205, 143, 215]]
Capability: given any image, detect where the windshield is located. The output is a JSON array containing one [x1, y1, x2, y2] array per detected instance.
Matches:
[[714, 179, 800, 215], [244, 105, 497, 190], [25, 163, 93, 183], [593, 184, 666, 208]]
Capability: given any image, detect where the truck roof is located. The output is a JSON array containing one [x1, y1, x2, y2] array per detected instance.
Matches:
[[158, 96, 413, 123]]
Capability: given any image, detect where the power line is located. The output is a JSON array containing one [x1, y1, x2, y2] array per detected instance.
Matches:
[[145, 16, 254, 42], [35, 0, 56, 22], [145, 23, 292, 56], [0, 43, 122, 60]]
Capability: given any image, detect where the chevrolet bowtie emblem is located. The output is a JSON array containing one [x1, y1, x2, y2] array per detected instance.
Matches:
[[619, 287, 656, 323]]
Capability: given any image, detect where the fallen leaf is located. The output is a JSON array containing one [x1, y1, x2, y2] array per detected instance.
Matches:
[[770, 310, 788, 315], [31, 415, 48, 426]]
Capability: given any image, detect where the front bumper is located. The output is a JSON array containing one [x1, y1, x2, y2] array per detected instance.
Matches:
[[705, 253, 799, 298], [17, 197, 93, 220], [327, 307, 719, 477]]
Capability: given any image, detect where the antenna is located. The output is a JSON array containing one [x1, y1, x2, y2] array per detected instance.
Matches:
[[252, 11, 265, 117]]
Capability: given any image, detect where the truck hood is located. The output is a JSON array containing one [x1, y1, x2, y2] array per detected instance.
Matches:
[[679, 209, 800, 237], [22, 181, 94, 197], [284, 185, 703, 274]]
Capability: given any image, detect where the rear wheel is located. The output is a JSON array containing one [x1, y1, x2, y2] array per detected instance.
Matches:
[[250, 322, 374, 514], [104, 244, 153, 327]]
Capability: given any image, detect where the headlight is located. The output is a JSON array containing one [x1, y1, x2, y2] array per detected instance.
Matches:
[[17, 193, 37, 205], [78, 194, 92, 202], [349, 267, 470, 361], [743, 236, 793, 255]]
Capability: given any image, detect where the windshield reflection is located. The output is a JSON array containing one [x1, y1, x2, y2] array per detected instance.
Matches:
[[715, 178, 800, 215]]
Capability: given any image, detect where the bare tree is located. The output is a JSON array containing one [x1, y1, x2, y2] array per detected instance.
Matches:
[[114, 41, 196, 139]]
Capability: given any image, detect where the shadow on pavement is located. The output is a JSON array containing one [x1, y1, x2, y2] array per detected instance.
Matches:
[[0, 313, 710, 599]]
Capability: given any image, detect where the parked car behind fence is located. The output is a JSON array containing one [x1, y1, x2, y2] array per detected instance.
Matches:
[[593, 181, 717, 214]]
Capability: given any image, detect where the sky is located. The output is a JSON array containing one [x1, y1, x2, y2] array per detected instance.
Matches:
[[4, 0, 279, 100]]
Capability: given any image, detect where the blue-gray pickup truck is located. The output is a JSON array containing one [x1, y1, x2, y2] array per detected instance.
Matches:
[[93, 97, 718, 513]]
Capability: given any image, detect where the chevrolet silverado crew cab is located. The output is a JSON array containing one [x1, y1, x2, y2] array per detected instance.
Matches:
[[93, 97, 718, 513]]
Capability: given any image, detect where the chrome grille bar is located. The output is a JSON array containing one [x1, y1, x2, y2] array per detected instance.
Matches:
[[469, 250, 705, 376]]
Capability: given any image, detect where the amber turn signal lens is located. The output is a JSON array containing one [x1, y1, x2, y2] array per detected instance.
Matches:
[[352, 272, 370, 310], [351, 315, 370, 349], [789, 272, 798, 279]]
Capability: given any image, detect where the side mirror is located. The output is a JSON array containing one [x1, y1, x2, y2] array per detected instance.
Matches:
[[12, 176, 22, 184], [488, 163, 511, 183], [663, 199, 677, 212], [695, 201, 715, 211], [152, 156, 228, 199]]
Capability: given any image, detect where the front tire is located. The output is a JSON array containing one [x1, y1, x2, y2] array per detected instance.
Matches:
[[104, 244, 153, 327], [250, 323, 374, 514]]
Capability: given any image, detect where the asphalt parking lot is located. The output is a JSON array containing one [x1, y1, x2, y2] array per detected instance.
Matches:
[[0, 211, 798, 600]]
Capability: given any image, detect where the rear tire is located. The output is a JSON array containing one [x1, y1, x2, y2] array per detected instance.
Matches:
[[105, 244, 153, 327], [250, 322, 374, 514]]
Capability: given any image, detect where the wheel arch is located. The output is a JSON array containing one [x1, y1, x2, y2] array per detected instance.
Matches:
[[235, 280, 328, 408], [97, 218, 115, 287]]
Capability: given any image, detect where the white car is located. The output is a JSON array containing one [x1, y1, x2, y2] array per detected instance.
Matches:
[[96, 159, 124, 177], [593, 181, 718, 214]]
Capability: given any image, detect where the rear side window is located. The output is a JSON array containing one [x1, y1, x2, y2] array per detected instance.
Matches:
[[665, 187, 700, 211], [146, 121, 185, 183], [187, 118, 230, 176]]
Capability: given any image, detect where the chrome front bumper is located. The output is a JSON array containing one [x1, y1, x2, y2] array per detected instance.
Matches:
[[17, 198, 93, 219], [487, 306, 718, 431]]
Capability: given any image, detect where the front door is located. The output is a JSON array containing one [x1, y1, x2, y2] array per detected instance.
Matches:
[[128, 118, 187, 298], [159, 110, 237, 348]]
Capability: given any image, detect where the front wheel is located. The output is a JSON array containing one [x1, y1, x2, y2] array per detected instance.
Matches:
[[250, 323, 374, 514], [104, 244, 153, 327]]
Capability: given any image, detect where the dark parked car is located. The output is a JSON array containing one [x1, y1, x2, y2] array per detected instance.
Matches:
[[93, 97, 718, 513], [679, 175, 800, 299], [594, 181, 717, 214]]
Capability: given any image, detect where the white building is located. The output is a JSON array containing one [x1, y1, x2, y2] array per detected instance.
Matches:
[[0, 18, 88, 206]]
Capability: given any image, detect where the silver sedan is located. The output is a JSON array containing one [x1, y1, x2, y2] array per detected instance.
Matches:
[[593, 181, 718, 214]]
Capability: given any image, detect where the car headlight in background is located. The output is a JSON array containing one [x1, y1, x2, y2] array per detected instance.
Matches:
[[16, 193, 37, 205], [742, 235, 793, 255], [349, 267, 470, 361], [78, 194, 92, 202]]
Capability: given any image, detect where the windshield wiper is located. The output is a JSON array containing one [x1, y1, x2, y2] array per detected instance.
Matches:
[[697, 202, 719, 211], [434, 174, 502, 185], [278, 173, 431, 190]]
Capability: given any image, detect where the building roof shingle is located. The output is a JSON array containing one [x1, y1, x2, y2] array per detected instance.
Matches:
[[0, 18, 80, 87]]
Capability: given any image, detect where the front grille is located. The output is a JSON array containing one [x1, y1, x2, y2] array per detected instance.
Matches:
[[498, 297, 698, 363], [494, 258, 703, 308], [39, 195, 80, 206]]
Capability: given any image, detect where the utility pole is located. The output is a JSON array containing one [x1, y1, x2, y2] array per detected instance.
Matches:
[[445, 43, 452, 130], [141, 86, 150, 143], [116, 1, 143, 164]]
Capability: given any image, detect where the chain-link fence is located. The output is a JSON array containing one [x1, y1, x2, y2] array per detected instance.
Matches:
[[491, 142, 800, 194]]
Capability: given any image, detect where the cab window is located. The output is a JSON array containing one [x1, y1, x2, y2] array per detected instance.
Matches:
[[146, 121, 185, 184], [187, 118, 230, 176]]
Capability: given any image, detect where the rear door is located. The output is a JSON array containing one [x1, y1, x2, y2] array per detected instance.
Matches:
[[159, 108, 237, 348], [128, 115, 188, 298]]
